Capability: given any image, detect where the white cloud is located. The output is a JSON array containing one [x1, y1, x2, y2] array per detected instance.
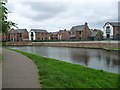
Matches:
[[6, 0, 119, 32]]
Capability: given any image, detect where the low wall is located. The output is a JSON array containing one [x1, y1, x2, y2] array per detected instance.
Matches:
[[5, 41, 119, 49]]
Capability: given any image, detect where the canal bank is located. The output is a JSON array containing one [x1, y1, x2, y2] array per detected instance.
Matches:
[[11, 49, 120, 88], [4, 41, 119, 51], [8, 46, 119, 74]]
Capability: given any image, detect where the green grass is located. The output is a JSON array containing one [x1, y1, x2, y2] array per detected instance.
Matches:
[[103, 47, 120, 51], [12, 49, 120, 88]]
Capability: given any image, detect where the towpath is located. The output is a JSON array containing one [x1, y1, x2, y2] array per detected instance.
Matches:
[[2, 48, 40, 88]]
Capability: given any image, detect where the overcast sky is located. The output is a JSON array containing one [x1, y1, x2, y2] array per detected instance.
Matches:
[[6, 0, 119, 32]]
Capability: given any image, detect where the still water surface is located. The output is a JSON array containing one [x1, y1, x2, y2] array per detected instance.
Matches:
[[8, 46, 120, 74]]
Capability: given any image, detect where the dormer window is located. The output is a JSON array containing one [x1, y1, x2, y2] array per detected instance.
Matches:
[[106, 26, 110, 33]]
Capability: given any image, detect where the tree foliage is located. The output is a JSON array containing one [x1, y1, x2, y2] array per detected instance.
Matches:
[[0, 2, 17, 34]]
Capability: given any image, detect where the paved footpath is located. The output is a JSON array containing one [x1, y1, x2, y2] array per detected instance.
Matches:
[[2, 48, 40, 88]]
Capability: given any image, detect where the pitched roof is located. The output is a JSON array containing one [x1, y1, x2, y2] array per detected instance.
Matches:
[[70, 25, 85, 31], [103, 22, 120, 27], [89, 29, 102, 37], [10, 29, 28, 33], [30, 29, 47, 33], [89, 31, 98, 37], [109, 22, 120, 26], [50, 32, 58, 35]]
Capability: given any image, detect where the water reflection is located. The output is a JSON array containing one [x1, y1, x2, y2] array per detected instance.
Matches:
[[8, 46, 119, 74]]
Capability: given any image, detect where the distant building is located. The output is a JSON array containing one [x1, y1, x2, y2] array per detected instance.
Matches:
[[1, 33, 7, 41], [89, 29, 103, 41], [9, 29, 29, 41], [70, 22, 91, 40], [49, 32, 58, 40], [57, 29, 70, 40], [103, 22, 120, 40], [29, 29, 49, 41]]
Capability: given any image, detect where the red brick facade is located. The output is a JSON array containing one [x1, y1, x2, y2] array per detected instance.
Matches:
[[70, 22, 91, 40], [57, 29, 70, 40], [9, 29, 29, 41], [1, 22, 104, 41]]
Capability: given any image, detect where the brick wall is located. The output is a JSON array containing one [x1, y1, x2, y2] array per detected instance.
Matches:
[[5, 41, 119, 49]]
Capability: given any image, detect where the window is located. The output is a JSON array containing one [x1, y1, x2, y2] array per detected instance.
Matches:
[[71, 32, 74, 35], [19, 33, 22, 37], [31, 32, 33, 37], [79, 31, 81, 34], [106, 26, 110, 33], [116, 34, 120, 40]]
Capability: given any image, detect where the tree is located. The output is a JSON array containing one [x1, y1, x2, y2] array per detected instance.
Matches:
[[0, 2, 17, 34]]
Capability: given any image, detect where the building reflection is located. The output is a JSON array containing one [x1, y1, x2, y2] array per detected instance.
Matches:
[[69, 49, 89, 66]]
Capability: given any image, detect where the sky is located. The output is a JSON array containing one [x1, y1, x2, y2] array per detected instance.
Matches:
[[6, 0, 119, 32]]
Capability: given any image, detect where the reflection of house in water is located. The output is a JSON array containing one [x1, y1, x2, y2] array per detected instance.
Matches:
[[105, 51, 119, 67], [112, 59, 120, 65], [69, 49, 89, 66], [106, 57, 111, 66]]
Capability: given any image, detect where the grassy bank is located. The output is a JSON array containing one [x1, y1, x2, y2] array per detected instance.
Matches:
[[13, 49, 120, 88], [103, 47, 120, 51]]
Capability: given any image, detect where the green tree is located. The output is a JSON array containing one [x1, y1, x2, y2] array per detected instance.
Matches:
[[0, 2, 17, 34]]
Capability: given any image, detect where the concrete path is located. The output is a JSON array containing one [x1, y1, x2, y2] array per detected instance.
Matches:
[[2, 48, 40, 88]]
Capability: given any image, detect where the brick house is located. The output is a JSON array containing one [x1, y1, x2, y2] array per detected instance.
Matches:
[[103, 22, 120, 40], [1, 33, 7, 41], [89, 29, 103, 41], [9, 29, 29, 41], [29, 29, 49, 41], [70, 22, 91, 40], [57, 29, 70, 40], [49, 32, 58, 40]]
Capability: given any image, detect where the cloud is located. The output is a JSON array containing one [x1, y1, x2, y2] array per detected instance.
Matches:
[[11, 2, 68, 22], [6, 0, 119, 32]]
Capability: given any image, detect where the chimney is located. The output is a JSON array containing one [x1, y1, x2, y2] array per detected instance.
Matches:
[[64, 29, 66, 31]]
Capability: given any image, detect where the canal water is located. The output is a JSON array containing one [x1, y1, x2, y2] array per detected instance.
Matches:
[[8, 46, 120, 74]]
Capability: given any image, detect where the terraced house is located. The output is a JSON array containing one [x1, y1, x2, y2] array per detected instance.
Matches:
[[29, 29, 49, 41]]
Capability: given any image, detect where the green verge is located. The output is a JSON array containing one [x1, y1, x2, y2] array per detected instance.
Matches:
[[12, 49, 120, 88]]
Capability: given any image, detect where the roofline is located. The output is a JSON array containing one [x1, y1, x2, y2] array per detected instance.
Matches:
[[71, 24, 85, 28], [14, 29, 27, 30], [103, 22, 120, 28], [29, 29, 48, 33]]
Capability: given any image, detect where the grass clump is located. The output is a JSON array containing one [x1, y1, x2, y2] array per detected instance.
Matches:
[[13, 49, 120, 88]]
